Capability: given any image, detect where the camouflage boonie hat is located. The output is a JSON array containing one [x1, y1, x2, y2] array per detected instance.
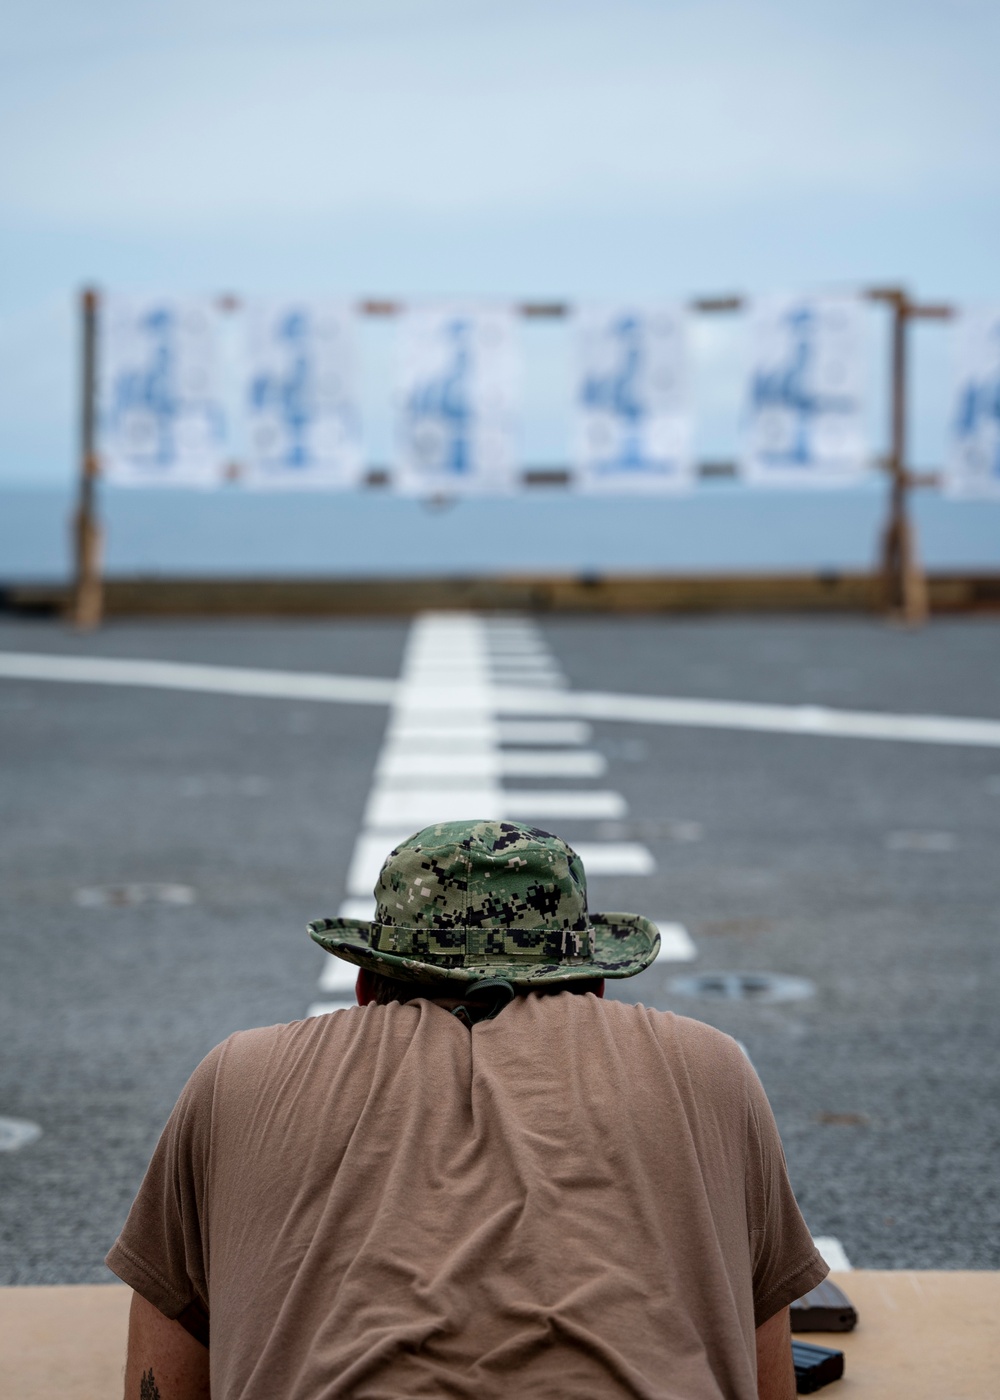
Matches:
[[309, 819, 660, 987]]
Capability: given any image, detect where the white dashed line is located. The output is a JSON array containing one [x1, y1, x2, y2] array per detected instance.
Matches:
[[571, 843, 656, 876], [346, 833, 413, 894], [653, 923, 698, 962], [338, 898, 377, 921], [502, 790, 628, 820], [364, 786, 503, 829], [376, 749, 607, 780], [498, 750, 607, 777], [317, 959, 361, 993]]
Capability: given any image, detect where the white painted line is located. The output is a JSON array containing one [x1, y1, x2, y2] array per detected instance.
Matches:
[[386, 731, 500, 752], [7, 649, 1000, 750], [365, 787, 503, 829], [346, 832, 413, 894], [653, 923, 698, 961], [0, 651, 397, 705], [502, 790, 627, 820], [306, 1001, 356, 1018], [376, 749, 606, 780], [572, 842, 655, 875], [812, 1236, 852, 1272], [392, 686, 497, 712], [404, 667, 491, 681], [491, 685, 1000, 750], [497, 721, 593, 745], [500, 750, 606, 777], [338, 897, 377, 920], [317, 959, 361, 993], [345, 842, 660, 909], [377, 750, 498, 780]]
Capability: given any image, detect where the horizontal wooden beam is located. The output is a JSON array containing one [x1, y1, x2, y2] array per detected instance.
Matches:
[[4, 573, 999, 620]]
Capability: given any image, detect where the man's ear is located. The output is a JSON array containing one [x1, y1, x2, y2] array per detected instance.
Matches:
[[356, 968, 375, 1005]]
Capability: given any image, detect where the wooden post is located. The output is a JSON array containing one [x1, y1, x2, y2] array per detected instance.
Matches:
[[870, 289, 928, 624], [71, 287, 103, 629]]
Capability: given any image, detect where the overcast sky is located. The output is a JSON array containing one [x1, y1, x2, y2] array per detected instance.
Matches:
[[1, 0, 997, 482]]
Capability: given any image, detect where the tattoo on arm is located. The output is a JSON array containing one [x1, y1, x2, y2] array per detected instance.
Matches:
[[139, 1369, 161, 1400]]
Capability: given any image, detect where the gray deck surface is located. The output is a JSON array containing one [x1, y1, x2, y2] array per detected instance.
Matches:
[[1, 614, 997, 1282]]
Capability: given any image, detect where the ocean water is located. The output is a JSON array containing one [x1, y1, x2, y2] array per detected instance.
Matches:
[[0, 483, 997, 582]]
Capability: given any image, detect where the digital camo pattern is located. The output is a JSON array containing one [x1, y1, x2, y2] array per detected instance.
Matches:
[[310, 820, 660, 985]]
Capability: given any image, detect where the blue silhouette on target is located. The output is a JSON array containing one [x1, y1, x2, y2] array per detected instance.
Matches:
[[407, 318, 474, 476], [751, 305, 853, 467], [251, 311, 312, 468], [113, 307, 177, 467], [582, 314, 649, 473], [953, 323, 1000, 481]]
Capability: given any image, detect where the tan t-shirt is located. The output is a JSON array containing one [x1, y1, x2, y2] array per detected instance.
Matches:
[[107, 993, 826, 1399]]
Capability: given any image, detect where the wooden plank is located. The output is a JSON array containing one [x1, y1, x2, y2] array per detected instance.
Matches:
[[806, 1270, 1000, 1399], [0, 1284, 130, 1400], [1, 1273, 998, 1398], [4, 572, 1000, 619]]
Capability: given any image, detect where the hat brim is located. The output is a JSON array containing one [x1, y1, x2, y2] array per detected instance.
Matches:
[[309, 912, 660, 987]]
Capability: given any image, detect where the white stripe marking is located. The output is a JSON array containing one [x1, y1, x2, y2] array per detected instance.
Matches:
[[572, 843, 655, 875], [491, 686, 1000, 750], [386, 731, 499, 752], [365, 787, 502, 829], [0, 651, 397, 705], [376, 749, 606, 780], [365, 785, 626, 828], [502, 790, 627, 820], [347, 834, 656, 890], [6, 650, 999, 749], [347, 833, 413, 893], [338, 897, 377, 920], [377, 749, 497, 779], [812, 1236, 852, 1272], [317, 959, 360, 993], [653, 923, 697, 961], [492, 674, 567, 688], [500, 750, 606, 777]]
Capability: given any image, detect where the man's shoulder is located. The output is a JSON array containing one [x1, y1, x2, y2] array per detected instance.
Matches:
[[599, 995, 744, 1049], [206, 1008, 367, 1076], [535, 992, 748, 1068]]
